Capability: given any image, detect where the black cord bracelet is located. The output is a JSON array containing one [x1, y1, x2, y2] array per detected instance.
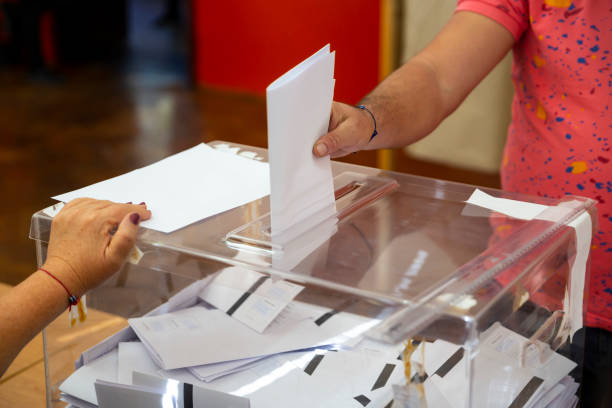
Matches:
[[357, 105, 378, 142]]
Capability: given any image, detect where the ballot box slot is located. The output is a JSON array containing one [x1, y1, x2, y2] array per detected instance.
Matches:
[[334, 180, 361, 200], [225, 172, 399, 254]]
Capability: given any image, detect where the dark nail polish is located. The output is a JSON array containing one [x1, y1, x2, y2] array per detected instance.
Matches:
[[138, 202, 146, 206], [130, 213, 140, 225], [126, 201, 133, 204]]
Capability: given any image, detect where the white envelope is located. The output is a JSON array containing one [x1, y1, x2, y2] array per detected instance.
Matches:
[[132, 372, 250, 408], [129, 302, 378, 370], [117, 342, 160, 384], [59, 348, 118, 405], [198, 266, 304, 333], [266, 44, 337, 237]]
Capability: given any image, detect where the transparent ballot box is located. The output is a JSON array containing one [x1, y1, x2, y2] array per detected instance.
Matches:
[[30, 142, 595, 408]]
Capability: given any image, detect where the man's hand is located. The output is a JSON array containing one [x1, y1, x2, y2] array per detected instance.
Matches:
[[42, 198, 152, 296], [313, 102, 375, 158], [313, 11, 514, 159]]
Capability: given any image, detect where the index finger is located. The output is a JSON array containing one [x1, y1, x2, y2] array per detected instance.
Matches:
[[107, 203, 152, 221]]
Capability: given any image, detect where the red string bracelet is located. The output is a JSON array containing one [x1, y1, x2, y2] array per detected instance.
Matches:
[[39, 267, 79, 311]]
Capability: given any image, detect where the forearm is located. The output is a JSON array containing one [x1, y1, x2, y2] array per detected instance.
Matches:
[[359, 11, 514, 150], [0, 199, 150, 377], [360, 56, 446, 150], [0, 269, 71, 377]]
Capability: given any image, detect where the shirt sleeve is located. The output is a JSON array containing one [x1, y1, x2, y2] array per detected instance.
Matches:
[[455, 0, 529, 42]]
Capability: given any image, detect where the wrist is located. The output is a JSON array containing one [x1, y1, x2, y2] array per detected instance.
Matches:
[[41, 257, 86, 297], [354, 105, 379, 150]]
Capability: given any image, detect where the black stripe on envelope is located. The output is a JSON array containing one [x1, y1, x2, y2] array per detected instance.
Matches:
[[314, 310, 338, 326], [226, 276, 268, 316], [183, 383, 193, 408], [508, 376, 544, 408], [354, 395, 371, 406], [314, 299, 356, 326], [304, 354, 325, 376], [433, 348, 464, 378], [371, 363, 396, 391]]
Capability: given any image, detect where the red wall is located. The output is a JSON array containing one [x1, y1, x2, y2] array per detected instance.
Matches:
[[191, 1, 380, 104]]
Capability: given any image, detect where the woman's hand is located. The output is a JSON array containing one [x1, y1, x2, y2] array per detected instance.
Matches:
[[42, 198, 152, 296]]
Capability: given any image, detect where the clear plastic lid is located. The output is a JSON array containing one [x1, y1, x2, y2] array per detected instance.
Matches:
[[30, 141, 595, 346]]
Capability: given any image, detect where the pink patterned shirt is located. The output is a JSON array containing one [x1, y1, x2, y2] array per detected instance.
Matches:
[[456, 0, 611, 330]]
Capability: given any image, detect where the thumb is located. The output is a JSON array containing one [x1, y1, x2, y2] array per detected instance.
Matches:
[[107, 212, 140, 265], [313, 127, 352, 158]]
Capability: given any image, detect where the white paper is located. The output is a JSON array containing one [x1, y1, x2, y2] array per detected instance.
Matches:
[[77, 277, 212, 368], [188, 356, 265, 383], [198, 267, 265, 312], [60, 394, 98, 408], [464, 189, 548, 220], [267, 44, 336, 237], [129, 302, 378, 370], [410, 324, 577, 408], [199, 266, 304, 333], [60, 348, 118, 405], [282, 349, 403, 404], [232, 279, 304, 333], [117, 342, 160, 384], [479, 324, 577, 397], [132, 372, 251, 408], [464, 189, 592, 336], [41, 201, 64, 217], [53, 143, 270, 233], [156, 347, 402, 408], [545, 376, 579, 408], [566, 212, 591, 336], [271, 215, 337, 271], [95, 380, 165, 408], [420, 340, 538, 408], [189, 344, 341, 383]]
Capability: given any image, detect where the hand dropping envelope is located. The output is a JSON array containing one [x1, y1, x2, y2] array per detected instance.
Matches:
[[198, 266, 304, 333], [267, 44, 337, 239]]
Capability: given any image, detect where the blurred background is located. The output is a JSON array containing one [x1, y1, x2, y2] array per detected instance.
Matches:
[[0, 0, 513, 288]]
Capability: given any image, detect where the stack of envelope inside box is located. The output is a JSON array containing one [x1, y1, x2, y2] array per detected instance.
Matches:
[[58, 271, 405, 408]]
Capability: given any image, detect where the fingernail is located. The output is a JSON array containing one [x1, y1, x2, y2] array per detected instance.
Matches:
[[138, 202, 146, 206], [315, 143, 328, 156], [126, 201, 133, 204], [130, 213, 140, 225]]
